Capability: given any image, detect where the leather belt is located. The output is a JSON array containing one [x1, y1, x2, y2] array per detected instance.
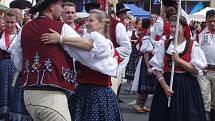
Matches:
[[206, 65, 215, 71], [23, 86, 65, 92]]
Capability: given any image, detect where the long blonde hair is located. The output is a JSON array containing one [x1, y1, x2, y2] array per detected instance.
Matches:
[[89, 9, 110, 38]]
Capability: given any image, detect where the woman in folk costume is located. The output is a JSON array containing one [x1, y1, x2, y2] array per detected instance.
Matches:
[[124, 19, 139, 93], [0, 8, 31, 121], [132, 18, 157, 113], [41, 9, 122, 121], [149, 15, 207, 121]]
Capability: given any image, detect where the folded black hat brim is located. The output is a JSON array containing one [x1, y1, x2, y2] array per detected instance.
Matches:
[[10, 0, 32, 9]]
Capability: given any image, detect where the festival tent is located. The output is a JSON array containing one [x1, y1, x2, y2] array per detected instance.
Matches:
[[192, 7, 215, 16], [190, 2, 204, 14], [0, 4, 8, 10], [189, 7, 215, 21], [124, 4, 150, 18], [189, 15, 205, 22]]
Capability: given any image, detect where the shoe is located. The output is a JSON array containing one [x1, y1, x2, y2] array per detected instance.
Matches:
[[133, 106, 150, 113]]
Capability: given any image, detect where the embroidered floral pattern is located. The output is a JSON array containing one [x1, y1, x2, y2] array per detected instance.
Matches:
[[62, 67, 76, 83]]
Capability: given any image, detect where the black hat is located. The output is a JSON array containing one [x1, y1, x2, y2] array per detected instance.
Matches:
[[84, 0, 100, 13], [116, 3, 130, 15], [9, 0, 32, 10], [29, 0, 59, 14], [162, 0, 178, 8]]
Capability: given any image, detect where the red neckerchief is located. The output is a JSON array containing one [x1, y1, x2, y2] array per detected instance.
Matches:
[[4, 30, 10, 48]]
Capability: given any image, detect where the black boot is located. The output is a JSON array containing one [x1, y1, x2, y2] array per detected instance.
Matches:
[[206, 111, 211, 121], [210, 109, 215, 121]]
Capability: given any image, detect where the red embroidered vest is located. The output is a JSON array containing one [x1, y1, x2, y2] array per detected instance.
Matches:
[[109, 16, 120, 48], [21, 16, 75, 91], [77, 63, 111, 87], [163, 39, 193, 72], [131, 30, 137, 40], [109, 16, 122, 63]]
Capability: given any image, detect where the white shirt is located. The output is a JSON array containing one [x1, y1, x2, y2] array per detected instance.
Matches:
[[115, 22, 132, 75], [11, 23, 118, 77], [141, 34, 164, 54], [154, 16, 164, 37], [150, 24, 156, 40], [141, 35, 155, 53], [149, 40, 207, 74], [0, 32, 19, 53], [115, 23, 131, 59], [199, 27, 215, 65]]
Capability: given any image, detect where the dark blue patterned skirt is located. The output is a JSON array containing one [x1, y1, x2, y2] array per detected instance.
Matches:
[[10, 77, 32, 121], [149, 72, 206, 121], [137, 57, 157, 94], [0, 59, 32, 121], [125, 43, 139, 80], [69, 84, 123, 121], [0, 59, 16, 119]]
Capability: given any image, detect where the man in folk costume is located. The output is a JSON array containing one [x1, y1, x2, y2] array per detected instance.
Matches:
[[198, 9, 215, 121], [12, 0, 78, 120], [109, 3, 132, 100], [149, 13, 158, 41], [62, 2, 79, 32], [12, 0, 119, 121]]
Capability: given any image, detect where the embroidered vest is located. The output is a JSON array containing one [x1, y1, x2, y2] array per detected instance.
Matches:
[[77, 63, 111, 87], [109, 16, 120, 48], [21, 16, 75, 91], [109, 16, 122, 63], [131, 30, 137, 40], [163, 39, 193, 72]]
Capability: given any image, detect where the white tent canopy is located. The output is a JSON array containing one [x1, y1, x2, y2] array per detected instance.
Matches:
[[192, 7, 215, 16], [189, 15, 205, 22], [189, 7, 215, 21]]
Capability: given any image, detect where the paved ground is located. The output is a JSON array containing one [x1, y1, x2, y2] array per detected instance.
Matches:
[[119, 83, 153, 121]]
